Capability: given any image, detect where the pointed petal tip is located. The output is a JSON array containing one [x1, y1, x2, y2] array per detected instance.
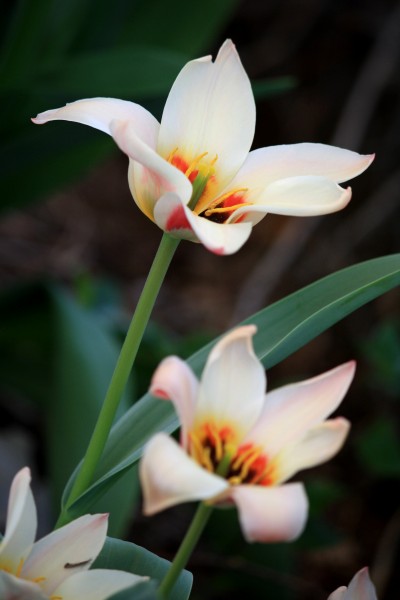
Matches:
[[17, 466, 32, 480], [340, 359, 357, 380]]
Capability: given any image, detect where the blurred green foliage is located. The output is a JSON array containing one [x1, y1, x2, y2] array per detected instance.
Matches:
[[360, 320, 400, 399]]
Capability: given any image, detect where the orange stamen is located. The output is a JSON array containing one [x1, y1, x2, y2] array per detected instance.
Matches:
[[205, 202, 253, 217], [185, 152, 209, 179], [206, 187, 248, 211]]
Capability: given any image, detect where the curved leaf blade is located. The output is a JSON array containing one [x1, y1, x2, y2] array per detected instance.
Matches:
[[94, 537, 192, 600]]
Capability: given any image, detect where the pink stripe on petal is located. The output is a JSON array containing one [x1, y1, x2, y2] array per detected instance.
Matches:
[[150, 356, 199, 447], [166, 205, 192, 231]]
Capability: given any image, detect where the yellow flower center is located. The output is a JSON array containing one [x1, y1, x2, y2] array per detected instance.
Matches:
[[189, 422, 275, 485]]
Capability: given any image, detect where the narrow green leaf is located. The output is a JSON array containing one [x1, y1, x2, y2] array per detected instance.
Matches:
[[63, 254, 400, 516], [94, 537, 192, 600], [49, 287, 138, 537]]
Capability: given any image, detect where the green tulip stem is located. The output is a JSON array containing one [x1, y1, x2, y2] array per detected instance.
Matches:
[[157, 502, 213, 599], [57, 233, 180, 527]]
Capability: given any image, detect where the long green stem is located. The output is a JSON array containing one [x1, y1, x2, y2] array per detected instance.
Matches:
[[157, 503, 213, 599], [57, 233, 180, 527]]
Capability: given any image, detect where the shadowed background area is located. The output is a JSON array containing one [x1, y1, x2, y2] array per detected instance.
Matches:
[[0, 1, 399, 599]]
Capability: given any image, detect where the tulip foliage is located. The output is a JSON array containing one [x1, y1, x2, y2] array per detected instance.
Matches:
[[1, 26, 399, 600]]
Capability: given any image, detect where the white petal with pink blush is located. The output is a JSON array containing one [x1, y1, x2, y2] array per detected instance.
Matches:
[[327, 568, 378, 600], [33, 41, 374, 255], [140, 325, 354, 542], [0, 468, 145, 598]]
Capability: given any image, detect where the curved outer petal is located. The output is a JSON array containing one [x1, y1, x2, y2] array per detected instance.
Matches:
[[275, 418, 351, 484], [327, 568, 378, 600], [327, 587, 347, 600], [110, 120, 192, 220], [247, 361, 356, 457], [225, 144, 374, 191], [346, 568, 378, 600], [140, 433, 228, 515], [0, 571, 46, 600], [21, 514, 108, 595], [154, 192, 252, 255], [0, 467, 37, 573], [54, 569, 146, 600], [32, 97, 159, 147], [228, 176, 352, 226], [158, 40, 256, 196], [230, 483, 308, 543], [195, 325, 266, 438], [149, 356, 199, 448]]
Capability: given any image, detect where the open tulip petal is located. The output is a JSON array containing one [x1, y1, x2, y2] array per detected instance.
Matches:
[[227, 144, 374, 191], [276, 418, 351, 483], [111, 120, 192, 220], [328, 587, 347, 600], [246, 176, 352, 217], [248, 361, 355, 456], [154, 192, 253, 254], [158, 40, 255, 194], [32, 97, 159, 146], [54, 569, 146, 600], [346, 568, 378, 600], [140, 433, 228, 515], [0, 467, 37, 572], [327, 568, 378, 600], [150, 356, 199, 447], [196, 325, 265, 436], [1, 469, 144, 599], [22, 514, 108, 594], [230, 483, 308, 542]]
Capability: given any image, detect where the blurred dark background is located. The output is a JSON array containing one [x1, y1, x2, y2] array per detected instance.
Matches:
[[0, 1, 399, 599]]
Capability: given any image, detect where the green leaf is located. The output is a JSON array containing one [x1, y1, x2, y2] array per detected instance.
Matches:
[[63, 254, 400, 516], [49, 287, 138, 537], [94, 537, 192, 600], [356, 416, 400, 477]]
